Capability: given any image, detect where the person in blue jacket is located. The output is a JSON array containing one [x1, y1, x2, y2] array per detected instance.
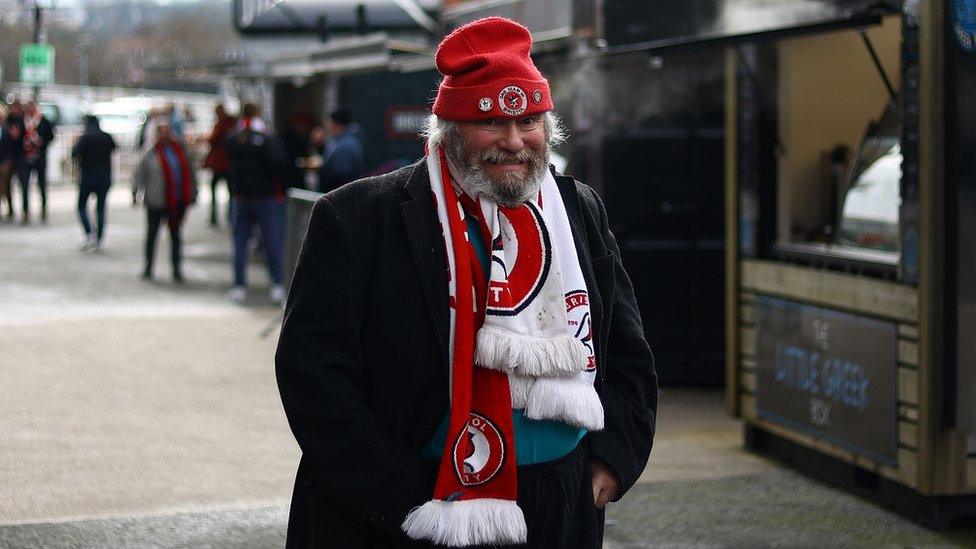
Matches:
[[315, 109, 364, 193]]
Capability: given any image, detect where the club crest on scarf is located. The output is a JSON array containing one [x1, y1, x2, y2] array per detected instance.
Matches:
[[566, 290, 596, 372], [452, 413, 506, 486], [487, 202, 552, 315]]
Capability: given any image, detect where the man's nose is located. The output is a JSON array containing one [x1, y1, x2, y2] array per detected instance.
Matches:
[[496, 121, 524, 152]]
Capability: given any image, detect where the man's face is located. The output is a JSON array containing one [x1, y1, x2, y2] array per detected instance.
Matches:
[[451, 115, 548, 207]]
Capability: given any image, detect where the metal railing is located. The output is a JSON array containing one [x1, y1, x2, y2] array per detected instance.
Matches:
[[284, 188, 325, 291]]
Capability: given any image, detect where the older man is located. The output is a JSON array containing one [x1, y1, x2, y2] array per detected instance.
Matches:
[[276, 17, 657, 548]]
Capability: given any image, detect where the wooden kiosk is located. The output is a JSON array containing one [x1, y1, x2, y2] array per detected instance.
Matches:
[[725, 0, 976, 527]]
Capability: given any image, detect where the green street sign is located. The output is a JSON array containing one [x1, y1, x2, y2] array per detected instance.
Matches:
[[19, 44, 55, 85]]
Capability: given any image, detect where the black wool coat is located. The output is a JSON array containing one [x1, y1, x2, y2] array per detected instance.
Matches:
[[275, 159, 658, 548]]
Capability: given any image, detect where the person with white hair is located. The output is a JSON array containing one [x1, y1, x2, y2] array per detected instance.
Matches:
[[275, 17, 658, 548]]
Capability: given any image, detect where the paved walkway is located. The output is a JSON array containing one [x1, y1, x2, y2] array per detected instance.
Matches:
[[1, 185, 973, 547]]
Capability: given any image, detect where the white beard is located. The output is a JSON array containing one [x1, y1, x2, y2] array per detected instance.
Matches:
[[446, 138, 550, 207]]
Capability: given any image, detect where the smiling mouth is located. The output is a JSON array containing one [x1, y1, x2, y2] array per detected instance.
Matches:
[[487, 159, 525, 165]]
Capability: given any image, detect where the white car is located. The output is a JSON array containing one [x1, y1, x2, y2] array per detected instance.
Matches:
[[88, 101, 149, 140]]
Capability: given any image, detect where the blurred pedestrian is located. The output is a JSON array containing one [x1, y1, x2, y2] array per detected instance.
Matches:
[[72, 115, 116, 251], [313, 109, 364, 194], [2, 101, 25, 222], [19, 100, 55, 224], [279, 111, 314, 191], [132, 122, 195, 283], [225, 102, 286, 305], [140, 106, 170, 153], [0, 103, 18, 221], [166, 103, 185, 142], [201, 104, 236, 226]]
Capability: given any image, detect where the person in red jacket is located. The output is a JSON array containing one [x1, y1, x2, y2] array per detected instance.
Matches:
[[202, 104, 236, 226]]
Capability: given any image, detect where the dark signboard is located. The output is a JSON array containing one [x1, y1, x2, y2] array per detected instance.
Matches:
[[755, 296, 898, 463]]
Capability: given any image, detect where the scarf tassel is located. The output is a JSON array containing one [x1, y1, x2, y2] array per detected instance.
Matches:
[[476, 327, 587, 377], [508, 376, 605, 431], [402, 498, 527, 547], [508, 374, 535, 410]]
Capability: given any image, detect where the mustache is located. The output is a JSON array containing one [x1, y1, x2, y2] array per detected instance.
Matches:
[[479, 148, 537, 165]]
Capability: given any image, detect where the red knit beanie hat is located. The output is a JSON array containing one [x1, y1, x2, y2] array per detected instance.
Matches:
[[433, 17, 553, 121]]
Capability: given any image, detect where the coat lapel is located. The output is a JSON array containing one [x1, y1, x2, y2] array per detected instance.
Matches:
[[555, 174, 598, 286], [400, 160, 451, 368]]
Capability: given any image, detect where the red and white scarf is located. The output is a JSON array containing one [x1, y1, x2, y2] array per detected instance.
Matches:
[[23, 113, 43, 162], [154, 141, 193, 231], [401, 147, 603, 546]]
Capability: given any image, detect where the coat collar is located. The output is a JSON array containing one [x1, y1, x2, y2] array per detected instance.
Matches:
[[400, 160, 451, 367]]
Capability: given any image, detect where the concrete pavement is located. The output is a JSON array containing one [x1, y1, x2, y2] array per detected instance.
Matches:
[[1, 184, 974, 547], [1, 185, 297, 531]]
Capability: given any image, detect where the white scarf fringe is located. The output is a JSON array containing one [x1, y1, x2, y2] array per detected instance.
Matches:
[[524, 377, 605, 430], [508, 374, 535, 409], [402, 498, 527, 547], [508, 375, 604, 430], [476, 326, 587, 377]]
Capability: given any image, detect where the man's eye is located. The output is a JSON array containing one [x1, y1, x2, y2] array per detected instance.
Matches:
[[521, 117, 536, 125], [481, 119, 495, 126]]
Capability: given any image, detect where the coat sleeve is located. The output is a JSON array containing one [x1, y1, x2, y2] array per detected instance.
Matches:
[[584, 186, 659, 500], [275, 196, 431, 535], [41, 119, 55, 146], [71, 135, 83, 160], [132, 153, 148, 196]]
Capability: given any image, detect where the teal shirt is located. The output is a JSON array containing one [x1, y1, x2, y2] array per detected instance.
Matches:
[[422, 209, 586, 465]]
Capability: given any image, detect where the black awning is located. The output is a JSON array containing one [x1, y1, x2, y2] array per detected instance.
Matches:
[[234, 0, 439, 36], [603, 0, 900, 56]]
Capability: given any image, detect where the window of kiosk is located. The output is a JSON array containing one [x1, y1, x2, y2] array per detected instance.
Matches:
[[836, 101, 901, 256], [770, 15, 901, 273]]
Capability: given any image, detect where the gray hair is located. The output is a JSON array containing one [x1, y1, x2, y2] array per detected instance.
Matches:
[[422, 111, 567, 151]]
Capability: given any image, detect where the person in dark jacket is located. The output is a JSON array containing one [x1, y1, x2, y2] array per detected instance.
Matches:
[[72, 115, 116, 250], [225, 102, 287, 305], [19, 100, 55, 224], [275, 17, 657, 549], [0, 101, 26, 221], [0, 105, 12, 221], [202, 104, 237, 226], [314, 109, 364, 193]]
